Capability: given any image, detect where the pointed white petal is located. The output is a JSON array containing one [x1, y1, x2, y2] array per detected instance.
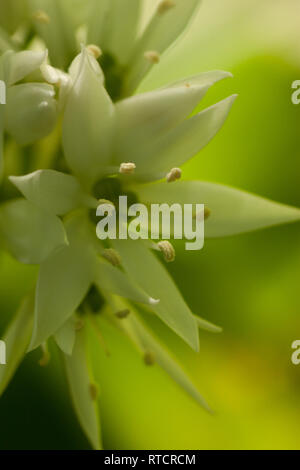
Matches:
[[136, 181, 300, 237], [87, 0, 141, 65], [62, 49, 114, 187], [29, 0, 77, 69], [10, 170, 97, 216], [63, 328, 102, 449], [114, 71, 232, 167], [125, 0, 202, 93], [112, 239, 199, 351], [134, 95, 237, 178], [0, 199, 67, 265], [29, 215, 95, 350], [2, 50, 47, 86], [95, 259, 158, 305], [54, 317, 76, 356]]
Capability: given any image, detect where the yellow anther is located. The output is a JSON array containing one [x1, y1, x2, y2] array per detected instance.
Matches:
[[144, 351, 156, 366], [194, 207, 211, 221], [87, 44, 102, 59], [157, 241, 175, 263], [144, 51, 160, 64], [157, 0, 176, 15], [119, 162, 136, 175], [89, 383, 99, 401], [115, 309, 131, 319], [33, 10, 50, 24], [204, 207, 211, 220], [102, 248, 121, 267], [166, 167, 182, 183]]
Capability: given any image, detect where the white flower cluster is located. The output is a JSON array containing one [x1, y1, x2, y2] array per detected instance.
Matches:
[[0, 0, 299, 449]]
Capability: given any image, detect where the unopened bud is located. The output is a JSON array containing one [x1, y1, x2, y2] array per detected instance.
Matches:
[[157, 241, 175, 263], [102, 248, 121, 267], [144, 51, 160, 64], [119, 162, 136, 175], [166, 167, 182, 183]]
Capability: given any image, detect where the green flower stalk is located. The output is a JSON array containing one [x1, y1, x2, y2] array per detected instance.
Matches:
[[0, 0, 300, 450]]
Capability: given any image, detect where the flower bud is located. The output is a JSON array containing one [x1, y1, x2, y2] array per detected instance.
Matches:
[[5, 83, 57, 146]]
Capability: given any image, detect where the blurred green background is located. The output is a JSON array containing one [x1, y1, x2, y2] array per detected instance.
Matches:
[[1, 0, 300, 450]]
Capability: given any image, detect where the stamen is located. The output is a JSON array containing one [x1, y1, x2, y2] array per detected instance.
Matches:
[[157, 241, 176, 263], [89, 383, 99, 401], [144, 51, 160, 64], [119, 162, 136, 175], [194, 207, 211, 220], [204, 207, 211, 220], [102, 248, 121, 267], [38, 344, 50, 367], [157, 0, 176, 15], [87, 44, 102, 59], [166, 167, 182, 183], [115, 309, 131, 319], [144, 351, 156, 366], [33, 10, 50, 24]]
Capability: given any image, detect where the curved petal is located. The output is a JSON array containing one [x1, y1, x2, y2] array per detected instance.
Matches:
[[87, 0, 141, 66], [63, 328, 102, 450], [29, 214, 96, 350], [112, 239, 199, 351], [29, 0, 77, 69], [54, 316, 76, 356], [124, 0, 202, 94], [2, 50, 47, 86], [114, 71, 232, 166], [10, 170, 97, 216], [5, 83, 57, 146], [136, 181, 300, 237], [0, 199, 67, 264], [62, 50, 115, 187], [95, 259, 159, 305], [133, 95, 237, 179]]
